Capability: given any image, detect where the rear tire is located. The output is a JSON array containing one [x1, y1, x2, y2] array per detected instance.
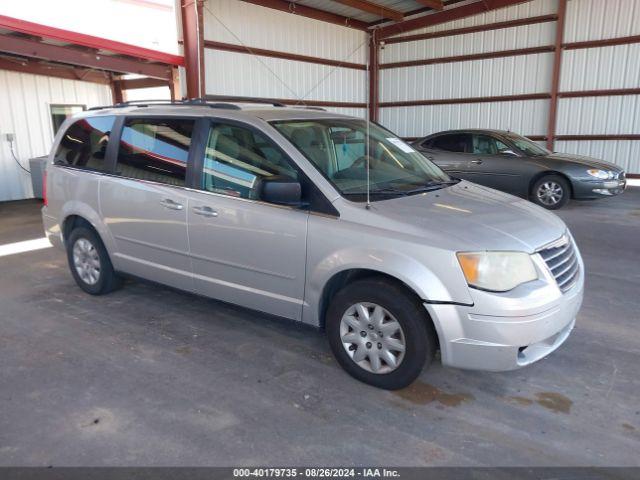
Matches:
[[531, 174, 570, 210], [66, 226, 122, 295], [326, 278, 436, 390]]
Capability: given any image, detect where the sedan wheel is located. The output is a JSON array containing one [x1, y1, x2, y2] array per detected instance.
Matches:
[[536, 181, 564, 207], [339, 302, 406, 374], [531, 175, 570, 210]]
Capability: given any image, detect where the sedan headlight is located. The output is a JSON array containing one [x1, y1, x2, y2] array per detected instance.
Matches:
[[457, 251, 538, 292], [587, 169, 612, 179]]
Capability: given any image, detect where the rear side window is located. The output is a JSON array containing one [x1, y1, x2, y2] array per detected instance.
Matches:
[[116, 118, 194, 187], [54, 116, 115, 171], [431, 134, 470, 153]]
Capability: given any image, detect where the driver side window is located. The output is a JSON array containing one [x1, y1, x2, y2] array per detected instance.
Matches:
[[471, 134, 512, 155], [202, 124, 298, 201]]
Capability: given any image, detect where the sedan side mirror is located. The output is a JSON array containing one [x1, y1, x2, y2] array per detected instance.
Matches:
[[260, 176, 302, 206]]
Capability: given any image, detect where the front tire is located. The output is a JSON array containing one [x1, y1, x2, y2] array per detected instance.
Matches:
[[531, 175, 570, 210], [66, 226, 121, 295], [326, 278, 436, 390]]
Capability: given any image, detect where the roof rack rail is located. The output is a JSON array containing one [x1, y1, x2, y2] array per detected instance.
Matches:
[[88, 98, 243, 111], [204, 94, 288, 108]]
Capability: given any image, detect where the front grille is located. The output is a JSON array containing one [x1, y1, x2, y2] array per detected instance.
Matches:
[[538, 236, 580, 293]]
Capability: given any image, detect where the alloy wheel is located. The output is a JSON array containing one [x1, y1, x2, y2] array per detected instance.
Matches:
[[536, 181, 564, 206]]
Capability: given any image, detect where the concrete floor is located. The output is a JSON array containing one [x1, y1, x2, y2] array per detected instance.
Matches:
[[0, 191, 639, 467]]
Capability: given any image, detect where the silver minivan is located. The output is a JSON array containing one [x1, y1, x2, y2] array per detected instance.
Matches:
[[42, 101, 584, 389]]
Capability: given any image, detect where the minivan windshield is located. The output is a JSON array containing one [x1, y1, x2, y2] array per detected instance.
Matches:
[[273, 119, 454, 201], [505, 133, 550, 157]]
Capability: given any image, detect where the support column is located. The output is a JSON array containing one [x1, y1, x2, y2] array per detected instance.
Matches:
[[168, 67, 182, 101], [110, 76, 124, 104], [546, 0, 567, 151], [181, 0, 205, 99], [368, 30, 379, 122]]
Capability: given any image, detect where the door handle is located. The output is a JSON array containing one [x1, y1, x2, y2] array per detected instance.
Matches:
[[159, 198, 184, 210], [192, 205, 218, 218], [470, 159, 483, 165]]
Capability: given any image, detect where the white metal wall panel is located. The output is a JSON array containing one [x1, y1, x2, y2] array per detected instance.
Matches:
[[555, 140, 640, 173], [391, 0, 558, 39], [204, 49, 366, 102], [0, 70, 111, 202], [381, 22, 556, 64], [557, 96, 640, 135], [203, 0, 367, 63], [564, 0, 640, 43], [560, 44, 640, 91], [380, 99, 549, 138], [380, 53, 552, 102]]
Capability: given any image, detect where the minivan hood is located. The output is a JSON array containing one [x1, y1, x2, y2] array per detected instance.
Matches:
[[368, 181, 566, 252], [544, 152, 621, 171]]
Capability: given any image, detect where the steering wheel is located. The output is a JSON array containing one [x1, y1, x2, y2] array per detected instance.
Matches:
[[352, 155, 375, 169]]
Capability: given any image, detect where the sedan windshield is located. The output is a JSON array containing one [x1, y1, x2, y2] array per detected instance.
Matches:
[[272, 119, 453, 201], [505, 133, 550, 157]]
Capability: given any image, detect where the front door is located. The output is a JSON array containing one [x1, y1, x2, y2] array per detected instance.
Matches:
[[100, 117, 196, 291], [185, 121, 308, 320], [465, 133, 524, 194]]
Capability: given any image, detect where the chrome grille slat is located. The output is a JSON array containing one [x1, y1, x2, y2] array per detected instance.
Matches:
[[539, 236, 580, 293], [539, 244, 571, 262], [552, 254, 578, 277], [548, 250, 576, 271]]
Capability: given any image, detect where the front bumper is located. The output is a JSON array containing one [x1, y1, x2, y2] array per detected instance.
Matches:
[[425, 253, 584, 371], [574, 177, 626, 199]]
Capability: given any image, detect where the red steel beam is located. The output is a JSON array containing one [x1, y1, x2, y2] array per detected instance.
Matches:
[[0, 57, 110, 84], [369, 31, 380, 121], [377, 0, 531, 39], [384, 13, 558, 44], [240, 0, 369, 30], [380, 45, 554, 69], [379, 93, 551, 107], [546, 0, 567, 151], [0, 14, 183, 66], [0, 34, 172, 79], [181, 0, 205, 98], [564, 34, 640, 50], [204, 40, 366, 70], [110, 76, 125, 103], [332, 0, 404, 21], [560, 88, 640, 98]]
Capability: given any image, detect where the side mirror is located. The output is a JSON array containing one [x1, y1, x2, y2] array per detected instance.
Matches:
[[260, 176, 302, 206]]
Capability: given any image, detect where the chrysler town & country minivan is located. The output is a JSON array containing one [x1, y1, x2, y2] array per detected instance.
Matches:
[[42, 100, 584, 389]]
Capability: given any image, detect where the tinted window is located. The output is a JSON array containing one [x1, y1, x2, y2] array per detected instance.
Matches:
[[54, 116, 115, 171], [116, 118, 194, 186], [202, 123, 298, 200], [431, 134, 470, 153], [471, 134, 511, 155]]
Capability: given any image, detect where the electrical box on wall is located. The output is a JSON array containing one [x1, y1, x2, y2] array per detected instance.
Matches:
[[1, 133, 15, 142]]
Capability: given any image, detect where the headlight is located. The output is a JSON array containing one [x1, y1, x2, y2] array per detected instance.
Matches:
[[587, 169, 611, 179], [457, 251, 538, 292]]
